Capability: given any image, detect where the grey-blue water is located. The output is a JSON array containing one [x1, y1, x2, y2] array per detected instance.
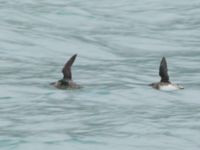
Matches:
[[0, 0, 200, 150]]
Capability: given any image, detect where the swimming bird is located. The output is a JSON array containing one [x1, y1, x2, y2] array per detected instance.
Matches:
[[51, 54, 81, 89], [150, 57, 184, 91]]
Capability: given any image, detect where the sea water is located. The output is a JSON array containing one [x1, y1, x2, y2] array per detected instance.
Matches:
[[0, 0, 200, 150]]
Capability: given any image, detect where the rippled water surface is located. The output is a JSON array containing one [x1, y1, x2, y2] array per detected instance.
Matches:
[[1, 0, 200, 150]]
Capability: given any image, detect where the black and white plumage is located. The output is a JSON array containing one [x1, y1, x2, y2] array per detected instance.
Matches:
[[150, 57, 184, 91]]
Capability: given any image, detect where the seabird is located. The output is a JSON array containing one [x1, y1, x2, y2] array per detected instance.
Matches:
[[150, 57, 184, 91], [51, 54, 81, 89]]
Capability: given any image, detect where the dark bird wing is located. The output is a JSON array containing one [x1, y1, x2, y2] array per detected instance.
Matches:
[[62, 54, 77, 80], [159, 57, 170, 83]]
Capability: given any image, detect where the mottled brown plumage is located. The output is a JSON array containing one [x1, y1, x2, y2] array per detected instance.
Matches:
[[51, 54, 81, 89], [62, 54, 77, 80]]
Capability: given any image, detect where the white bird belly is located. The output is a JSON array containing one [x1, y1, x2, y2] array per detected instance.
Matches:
[[159, 84, 179, 91]]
